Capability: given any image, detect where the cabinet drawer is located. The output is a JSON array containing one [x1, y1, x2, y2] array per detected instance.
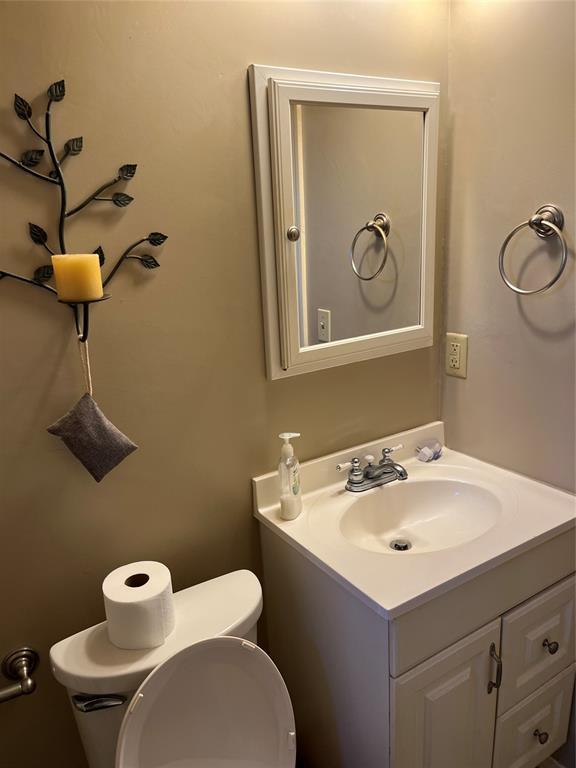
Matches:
[[498, 574, 575, 713], [492, 664, 575, 768]]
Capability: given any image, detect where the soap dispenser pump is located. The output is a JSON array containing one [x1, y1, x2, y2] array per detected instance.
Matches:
[[278, 432, 302, 521]]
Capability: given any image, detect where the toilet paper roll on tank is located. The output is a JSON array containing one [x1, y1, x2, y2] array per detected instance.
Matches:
[[103, 561, 176, 650]]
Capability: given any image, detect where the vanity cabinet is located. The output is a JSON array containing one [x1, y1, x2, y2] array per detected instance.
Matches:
[[258, 524, 576, 768], [390, 574, 576, 768]]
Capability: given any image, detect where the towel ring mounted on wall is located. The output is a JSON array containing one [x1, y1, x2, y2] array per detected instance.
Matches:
[[350, 212, 391, 281], [499, 204, 568, 295]]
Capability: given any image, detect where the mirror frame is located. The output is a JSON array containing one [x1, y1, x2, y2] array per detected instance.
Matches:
[[249, 65, 440, 380]]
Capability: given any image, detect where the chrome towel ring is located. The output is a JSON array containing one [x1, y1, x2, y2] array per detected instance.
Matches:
[[499, 204, 568, 295], [350, 212, 391, 281]]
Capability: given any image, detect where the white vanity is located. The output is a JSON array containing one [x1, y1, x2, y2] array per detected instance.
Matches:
[[253, 422, 575, 768]]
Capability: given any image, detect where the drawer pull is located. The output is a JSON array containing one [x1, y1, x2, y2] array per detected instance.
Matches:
[[542, 638, 559, 655], [533, 728, 549, 745], [487, 642, 503, 694]]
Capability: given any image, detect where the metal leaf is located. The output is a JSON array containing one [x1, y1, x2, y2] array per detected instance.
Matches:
[[112, 192, 134, 208], [93, 246, 105, 266], [34, 264, 54, 283], [65, 136, 83, 155], [21, 149, 44, 168], [139, 254, 160, 270], [148, 232, 168, 246], [14, 94, 32, 120], [29, 223, 48, 245], [47, 80, 66, 102], [118, 164, 137, 180]]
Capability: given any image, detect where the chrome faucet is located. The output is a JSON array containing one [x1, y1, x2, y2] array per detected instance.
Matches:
[[336, 444, 408, 492]]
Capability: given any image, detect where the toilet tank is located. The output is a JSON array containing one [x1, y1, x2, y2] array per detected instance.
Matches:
[[50, 570, 262, 768]]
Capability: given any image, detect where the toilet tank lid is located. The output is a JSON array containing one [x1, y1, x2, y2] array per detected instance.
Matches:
[[49, 570, 263, 694]]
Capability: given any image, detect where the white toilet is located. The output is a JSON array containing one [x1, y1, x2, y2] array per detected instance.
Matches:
[[50, 570, 296, 768]]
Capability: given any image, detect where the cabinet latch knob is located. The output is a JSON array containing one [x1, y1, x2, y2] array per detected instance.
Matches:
[[286, 226, 300, 242]]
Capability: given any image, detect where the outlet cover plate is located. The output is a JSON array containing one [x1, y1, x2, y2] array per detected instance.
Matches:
[[317, 308, 331, 343], [445, 332, 468, 378]]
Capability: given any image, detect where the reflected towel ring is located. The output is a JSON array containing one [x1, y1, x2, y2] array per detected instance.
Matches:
[[350, 212, 391, 281], [499, 204, 568, 295]]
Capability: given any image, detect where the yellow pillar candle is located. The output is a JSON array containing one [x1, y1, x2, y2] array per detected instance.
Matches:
[[51, 254, 104, 302]]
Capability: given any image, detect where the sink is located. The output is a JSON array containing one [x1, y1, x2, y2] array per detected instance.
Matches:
[[255, 425, 575, 617], [330, 478, 502, 554]]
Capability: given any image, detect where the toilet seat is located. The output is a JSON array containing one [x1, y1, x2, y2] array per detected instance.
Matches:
[[116, 636, 296, 768]]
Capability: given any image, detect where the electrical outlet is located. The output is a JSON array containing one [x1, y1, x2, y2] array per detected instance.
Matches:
[[317, 308, 331, 343], [446, 332, 468, 378]]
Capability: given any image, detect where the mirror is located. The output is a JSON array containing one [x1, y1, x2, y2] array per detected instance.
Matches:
[[295, 103, 423, 345], [249, 66, 439, 379]]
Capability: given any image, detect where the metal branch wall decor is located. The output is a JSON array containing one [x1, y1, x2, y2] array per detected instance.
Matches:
[[0, 79, 168, 341], [0, 80, 169, 482]]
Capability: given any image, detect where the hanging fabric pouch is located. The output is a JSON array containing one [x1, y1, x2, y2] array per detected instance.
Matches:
[[47, 340, 137, 482]]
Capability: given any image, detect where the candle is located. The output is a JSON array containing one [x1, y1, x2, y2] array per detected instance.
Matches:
[[51, 254, 104, 302]]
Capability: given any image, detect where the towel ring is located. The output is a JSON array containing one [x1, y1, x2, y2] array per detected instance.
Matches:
[[499, 204, 567, 295], [350, 212, 391, 281]]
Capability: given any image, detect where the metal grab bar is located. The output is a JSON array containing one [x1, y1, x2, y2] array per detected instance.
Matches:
[[0, 648, 39, 704]]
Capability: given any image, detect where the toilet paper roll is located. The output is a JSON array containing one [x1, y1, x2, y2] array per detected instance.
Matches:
[[103, 561, 176, 650]]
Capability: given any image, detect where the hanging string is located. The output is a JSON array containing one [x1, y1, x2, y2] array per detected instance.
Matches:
[[78, 338, 93, 396]]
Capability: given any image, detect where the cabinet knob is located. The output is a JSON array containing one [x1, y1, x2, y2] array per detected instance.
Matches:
[[533, 729, 549, 745], [542, 638, 559, 655], [286, 226, 300, 242]]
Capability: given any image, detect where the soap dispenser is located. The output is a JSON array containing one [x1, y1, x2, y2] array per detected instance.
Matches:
[[278, 432, 302, 520]]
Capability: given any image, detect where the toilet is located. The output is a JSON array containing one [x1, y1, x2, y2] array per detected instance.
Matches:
[[50, 570, 296, 768]]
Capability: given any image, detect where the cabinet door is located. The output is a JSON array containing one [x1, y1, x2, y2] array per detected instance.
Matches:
[[391, 619, 500, 768], [499, 574, 575, 714]]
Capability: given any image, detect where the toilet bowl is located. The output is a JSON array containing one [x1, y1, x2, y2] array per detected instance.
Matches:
[[50, 570, 296, 768]]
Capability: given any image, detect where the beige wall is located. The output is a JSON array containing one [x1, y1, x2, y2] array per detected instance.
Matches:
[[443, 0, 575, 493], [444, 3, 575, 763], [0, 2, 448, 765]]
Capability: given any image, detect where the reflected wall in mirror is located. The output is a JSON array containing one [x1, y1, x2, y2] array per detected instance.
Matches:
[[295, 104, 423, 346], [249, 66, 439, 379]]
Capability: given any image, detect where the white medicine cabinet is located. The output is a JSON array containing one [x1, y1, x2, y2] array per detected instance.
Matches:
[[248, 65, 440, 379]]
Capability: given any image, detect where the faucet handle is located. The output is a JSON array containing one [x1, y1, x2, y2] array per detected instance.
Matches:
[[336, 457, 361, 473], [337, 457, 365, 486], [382, 443, 403, 458]]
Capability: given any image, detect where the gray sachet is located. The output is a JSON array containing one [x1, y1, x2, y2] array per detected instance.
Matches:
[[47, 393, 137, 482]]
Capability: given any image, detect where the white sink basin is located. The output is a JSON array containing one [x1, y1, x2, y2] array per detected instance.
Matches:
[[254, 424, 575, 617], [339, 479, 502, 554]]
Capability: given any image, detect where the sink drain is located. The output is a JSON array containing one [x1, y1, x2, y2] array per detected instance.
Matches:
[[390, 538, 412, 552]]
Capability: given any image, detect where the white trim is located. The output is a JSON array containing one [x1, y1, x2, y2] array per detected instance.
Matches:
[[292, 104, 309, 347], [248, 64, 440, 379]]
